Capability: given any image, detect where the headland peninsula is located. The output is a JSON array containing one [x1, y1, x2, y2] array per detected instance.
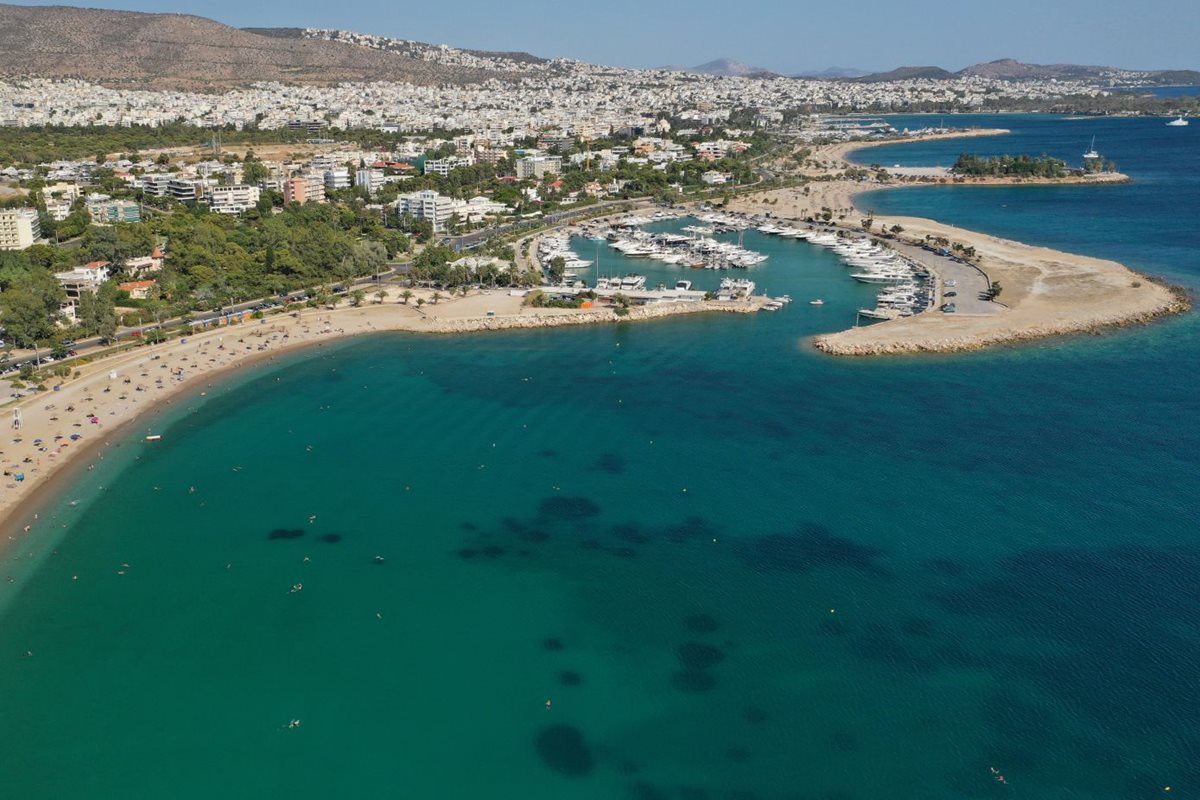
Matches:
[[725, 130, 1188, 355]]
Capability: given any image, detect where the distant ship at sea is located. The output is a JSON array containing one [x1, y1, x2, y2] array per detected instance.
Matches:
[[1166, 115, 1189, 127]]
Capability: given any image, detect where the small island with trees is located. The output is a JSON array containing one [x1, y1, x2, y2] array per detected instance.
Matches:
[[951, 153, 1070, 178], [949, 149, 1122, 182]]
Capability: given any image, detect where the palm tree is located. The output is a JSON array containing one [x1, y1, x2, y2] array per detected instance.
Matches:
[[350, 289, 365, 307], [430, 291, 443, 305], [400, 289, 414, 305], [374, 289, 389, 304]]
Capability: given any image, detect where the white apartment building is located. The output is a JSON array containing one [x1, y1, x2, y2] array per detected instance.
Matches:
[[424, 156, 474, 177], [355, 168, 385, 194], [45, 199, 73, 222], [205, 185, 261, 214], [55, 261, 110, 306], [137, 174, 174, 196], [324, 168, 352, 190], [0, 208, 40, 250], [450, 195, 511, 224], [396, 190, 455, 233]]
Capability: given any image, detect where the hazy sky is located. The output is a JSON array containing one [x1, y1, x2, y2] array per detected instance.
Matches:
[[13, 0, 1200, 73]]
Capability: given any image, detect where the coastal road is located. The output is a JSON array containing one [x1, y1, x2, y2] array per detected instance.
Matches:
[[1, 265, 410, 375]]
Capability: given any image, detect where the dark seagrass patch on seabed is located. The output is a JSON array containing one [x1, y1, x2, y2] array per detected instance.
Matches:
[[534, 724, 595, 776], [267, 528, 304, 540]]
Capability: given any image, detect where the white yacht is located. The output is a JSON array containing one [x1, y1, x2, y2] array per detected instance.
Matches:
[[851, 270, 912, 284], [1167, 115, 1190, 127]]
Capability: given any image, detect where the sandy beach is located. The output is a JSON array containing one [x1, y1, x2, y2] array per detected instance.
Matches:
[[726, 132, 1189, 356], [0, 291, 762, 542]]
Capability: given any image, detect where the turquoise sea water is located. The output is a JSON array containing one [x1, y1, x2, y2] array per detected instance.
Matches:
[[2, 116, 1199, 799]]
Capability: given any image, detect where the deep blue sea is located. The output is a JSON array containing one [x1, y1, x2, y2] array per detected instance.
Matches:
[[1, 115, 1198, 799], [1118, 85, 1200, 98]]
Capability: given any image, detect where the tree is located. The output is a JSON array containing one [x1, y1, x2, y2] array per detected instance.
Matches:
[[400, 289, 414, 305], [430, 291, 443, 305], [242, 158, 271, 185], [350, 289, 366, 307], [374, 289, 389, 304], [76, 282, 119, 337], [0, 272, 64, 347], [548, 255, 566, 283]]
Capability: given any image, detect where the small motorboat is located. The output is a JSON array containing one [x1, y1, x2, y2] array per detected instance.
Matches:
[[144, 434, 162, 442], [809, 299, 825, 306]]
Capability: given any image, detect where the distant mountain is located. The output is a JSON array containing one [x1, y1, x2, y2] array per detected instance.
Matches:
[[683, 58, 780, 78], [959, 58, 1200, 85], [850, 58, 1200, 86], [795, 67, 868, 79], [0, 3, 503, 89], [1151, 69, 1200, 85], [852, 66, 956, 83]]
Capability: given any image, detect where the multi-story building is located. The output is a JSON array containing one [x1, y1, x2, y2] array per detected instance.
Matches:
[[205, 185, 261, 214], [87, 198, 141, 224], [355, 168, 386, 195], [283, 176, 310, 205], [44, 199, 74, 222], [55, 261, 110, 307], [515, 156, 562, 179], [0, 208, 40, 250], [43, 181, 79, 205], [137, 174, 174, 197], [450, 195, 511, 224], [537, 132, 575, 152], [324, 168, 351, 190], [474, 145, 506, 165], [167, 178, 206, 202], [423, 156, 474, 177], [693, 141, 727, 161], [396, 190, 455, 233]]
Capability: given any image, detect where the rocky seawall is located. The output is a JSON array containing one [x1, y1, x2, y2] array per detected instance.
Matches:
[[813, 286, 1191, 356]]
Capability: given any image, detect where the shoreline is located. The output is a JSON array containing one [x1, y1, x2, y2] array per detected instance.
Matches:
[[0, 295, 762, 544], [728, 129, 1189, 356]]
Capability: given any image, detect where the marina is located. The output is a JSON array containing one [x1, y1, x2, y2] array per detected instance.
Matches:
[[545, 211, 939, 323]]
